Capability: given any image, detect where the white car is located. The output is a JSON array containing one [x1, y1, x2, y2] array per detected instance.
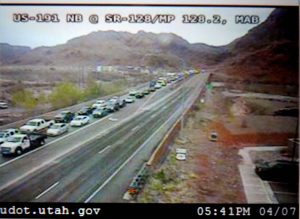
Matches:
[[129, 90, 138, 96], [0, 101, 8, 109], [92, 100, 106, 109], [125, 96, 135, 103], [0, 129, 20, 145], [154, 83, 162, 89], [70, 116, 90, 127], [47, 123, 69, 136]]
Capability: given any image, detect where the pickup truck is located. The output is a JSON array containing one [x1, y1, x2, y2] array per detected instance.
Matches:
[[0, 129, 20, 145], [20, 118, 54, 134], [0, 133, 47, 156]]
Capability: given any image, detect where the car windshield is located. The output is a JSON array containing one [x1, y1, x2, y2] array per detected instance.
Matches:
[[61, 111, 69, 115], [26, 121, 37, 126], [0, 132, 5, 138], [7, 137, 22, 143], [51, 124, 62, 129]]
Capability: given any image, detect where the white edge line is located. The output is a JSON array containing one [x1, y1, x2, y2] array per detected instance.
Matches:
[[1, 79, 183, 168], [98, 146, 111, 154], [0, 76, 199, 192], [84, 100, 182, 203], [0, 116, 111, 168], [85, 75, 208, 202], [137, 91, 156, 112], [0, 94, 175, 192], [35, 181, 59, 200]]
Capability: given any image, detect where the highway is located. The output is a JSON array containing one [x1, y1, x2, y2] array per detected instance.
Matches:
[[0, 73, 209, 202]]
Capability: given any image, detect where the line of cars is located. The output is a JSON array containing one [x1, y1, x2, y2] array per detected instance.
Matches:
[[0, 93, 144, 156], [0, 77, 177, 157], [0, 72, 198, 158]]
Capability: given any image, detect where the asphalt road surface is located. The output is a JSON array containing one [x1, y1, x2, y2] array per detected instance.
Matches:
[[0, 73, 209, 202]]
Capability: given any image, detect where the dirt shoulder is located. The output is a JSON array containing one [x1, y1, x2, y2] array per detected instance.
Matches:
[[136, 79, 298, 203]]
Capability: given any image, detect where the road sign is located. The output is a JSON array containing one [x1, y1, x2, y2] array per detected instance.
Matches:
[[206, 83, 213, 90]]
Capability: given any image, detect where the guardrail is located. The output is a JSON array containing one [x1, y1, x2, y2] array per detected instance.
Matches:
[[123, 74, 210, 200], [126, 163, 149, 198], [146, 74, 210, 167]]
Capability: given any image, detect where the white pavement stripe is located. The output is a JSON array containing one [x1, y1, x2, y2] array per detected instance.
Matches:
[[35, 181, 59, 200], [137, 91, 156, 112], [131, 125, 140, 132], [0, 92, 174, 192], [150, 114, 157, 118], [84, 98, 186, 203], [0, 75, 202, 194], [98, 146, 111, 154], [0, 116, 112, 168]]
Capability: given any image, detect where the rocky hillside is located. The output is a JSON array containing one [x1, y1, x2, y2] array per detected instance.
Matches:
[[0, 43, 31, 65], [219, 8, 298, 85], [0, 30, 225, 69], [0, 8, 298, 84]]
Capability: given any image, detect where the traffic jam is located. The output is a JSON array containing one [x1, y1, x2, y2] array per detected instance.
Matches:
[[0, 73, 191, 157]]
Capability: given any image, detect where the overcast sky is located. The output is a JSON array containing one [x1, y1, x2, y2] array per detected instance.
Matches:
[[0, 6, 274, 48]]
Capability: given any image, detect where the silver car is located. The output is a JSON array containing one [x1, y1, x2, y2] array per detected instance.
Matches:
[[47, 123, 69, 136]]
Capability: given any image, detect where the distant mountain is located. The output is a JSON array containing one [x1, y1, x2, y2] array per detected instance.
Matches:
[[0, 30, 224, 69], [0, 43, 31, 65], [220, 8, 298, 84], [0, 8, 298, 84]]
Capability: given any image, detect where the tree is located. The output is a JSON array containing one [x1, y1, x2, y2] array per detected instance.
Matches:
[[49, 82, 82, 108], [12, 89, 37, 110], [83, 78, 101, 99]]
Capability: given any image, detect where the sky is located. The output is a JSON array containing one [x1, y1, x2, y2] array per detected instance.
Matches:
[[0, 6, 274, 48]]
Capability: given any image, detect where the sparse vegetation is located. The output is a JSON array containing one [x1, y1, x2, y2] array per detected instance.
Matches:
[[46, 79, 129, 109], [245, 99, 273, 115], [82, 78, 101, 99], [11, 89, 38, 110], [49, 82, 83, 109], [98, 80, 128, 96]]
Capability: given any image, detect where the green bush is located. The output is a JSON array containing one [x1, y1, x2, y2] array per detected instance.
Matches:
[[12, 89, 38, 110], [82, 79, 101, 99], [49, 82, 83, 108]]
